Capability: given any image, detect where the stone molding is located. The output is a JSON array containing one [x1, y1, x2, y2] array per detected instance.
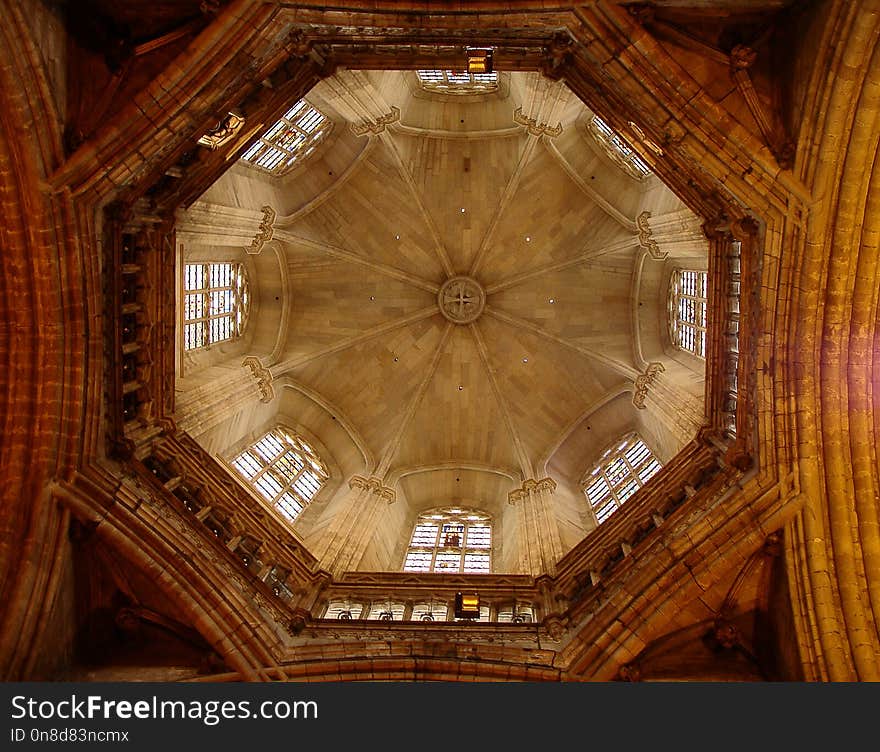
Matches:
[[242, 356, 274, 402], [513, 106, 563, 138], [246, 205, 275, 254], [508, 477, 558, 504], [636, 211, 668, 260], [350, 106, 400, 137], [632, 362, 664, 409], [348, 475, 396, 504]]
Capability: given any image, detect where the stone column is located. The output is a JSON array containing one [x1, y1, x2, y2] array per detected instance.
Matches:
[[508, 478, 564, 576], [313, 476, 395, 577], [175, 366, 264, 438]]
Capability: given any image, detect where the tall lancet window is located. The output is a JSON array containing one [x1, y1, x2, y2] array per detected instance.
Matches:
[[582, 433, 662, 524], [182, 262, 249, 351], [240, 99, 331, 175], [403, 507, 492, 573], [670, 269, 708, 357], [231, 428, 328, 523]]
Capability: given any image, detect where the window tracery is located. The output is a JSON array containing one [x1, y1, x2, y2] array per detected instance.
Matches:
[[417, 69, 499, 94], [403, 507, 492, 573], [582, 433, 662, 524], [230, 428, 328, 523], [182, 262, 249, 351], [588, 115, 652, 179], [240, 99, 331, 175], [670, 268, 708, 357]]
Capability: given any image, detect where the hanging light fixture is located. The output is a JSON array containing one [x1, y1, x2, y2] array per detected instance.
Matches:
[[454, 592, 480, 619], [466, 47, 493, 74]]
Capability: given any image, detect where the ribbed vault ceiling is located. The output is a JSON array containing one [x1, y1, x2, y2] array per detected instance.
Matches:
[[189, 68, 704, 541]]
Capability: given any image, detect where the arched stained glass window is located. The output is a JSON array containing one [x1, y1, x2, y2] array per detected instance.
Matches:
[[417, 70, 498, 94], [670, 269, 708, 357], [183, 262, 249, 351], [403, 507, 491, 573], [240, 99, 331, 175], [582, 433, 662, 524], [231, 428, 328, 523], [588, 115, 652, 179]]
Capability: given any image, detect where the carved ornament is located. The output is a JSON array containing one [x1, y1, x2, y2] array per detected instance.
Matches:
[[508, 477, 557, 504], [513, 107, 563, 138], [636, 211, 667, 260], [197, 112, 245, 151], [350, 106, 400, 137], [242, 356, 274, 403], [632, 362, 664, 409], [246, 205, 275, 254], [438, 276, 485, 324], [349, 475, 396, 503], [730, 44, 757, 72]]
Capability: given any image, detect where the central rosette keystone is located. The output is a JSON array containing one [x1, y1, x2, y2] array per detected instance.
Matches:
[[437, 276, 486, 324]]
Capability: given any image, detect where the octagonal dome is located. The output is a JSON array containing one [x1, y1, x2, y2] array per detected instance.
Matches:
[[175, 69, 708, 574]]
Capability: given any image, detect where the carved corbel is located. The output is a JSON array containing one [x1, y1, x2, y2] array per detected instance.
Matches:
[[242, 356, 274, 403], [350, 106, 400, 137], [246, 205, 275, 254], [636, 211, 667, 260], [632, 362, 664, 409], [541, 31, 575, 80], [712, 618, 742, 649], [513, 107, 563, 138], [286, 28, 313, 60]]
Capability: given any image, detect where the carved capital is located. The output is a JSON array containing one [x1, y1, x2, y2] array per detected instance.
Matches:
[[730, 215, 760, 243], [636, 211, 667, 260], [350, 106, 400, 137], [530, 477, 558, 494], [348, 475, 396, 503], [246, 205, 275, 254], [701, 212, 730, 240], [242, 356, 274, 403], [632, 362, 664, 409], [348, 475, 371, 492], [509, 477, 557, 503], [513, 107, 563, 138]]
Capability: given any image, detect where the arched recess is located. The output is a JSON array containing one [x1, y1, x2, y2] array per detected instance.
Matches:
[[174, 239, 286, 384], [383, 465, 519, 573], [52, 485, 284, 682]]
